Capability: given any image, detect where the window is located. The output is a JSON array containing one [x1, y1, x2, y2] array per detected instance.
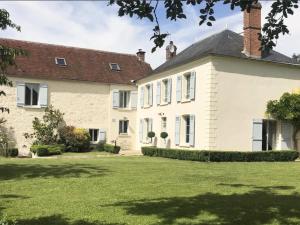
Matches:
[[161, 117, 167, 132], [55, 57, 67, 66], [25, 83, 39, 106], [119, 91, 130, 108], [119, 120, 129, 134], [162, 79, 168, 102], [185, 74, 191, 99], [146, 84, 151, 105], [184, 115, 191, 144], [109, 63, 121, 71], [89, 129, 99, 142]]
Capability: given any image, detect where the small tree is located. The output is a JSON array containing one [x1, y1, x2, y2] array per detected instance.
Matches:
[[160, 132, 168, 144], [147, 131, 155, 143], [266, 92, 300, 150], [24, 105, 65, 145]]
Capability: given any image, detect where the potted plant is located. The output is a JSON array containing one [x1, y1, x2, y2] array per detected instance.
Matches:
[[147, 131, 155, 144], [160, 132, 168, 146]]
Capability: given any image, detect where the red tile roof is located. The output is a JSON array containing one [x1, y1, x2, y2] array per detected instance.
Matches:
[[0, 38, 152, 85]]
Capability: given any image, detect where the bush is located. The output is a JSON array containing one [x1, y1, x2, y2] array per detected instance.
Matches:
[[104, 144, 121, 154], [95, 141, 105, 151], [30, 144, 64, 157], [160, 132, 168, 139], [0, 215, 16, 225], [58, 126, 90, 152], [0, 148, 18, 157], [148, 131, 155, 138], [141, 147, 299, 162]]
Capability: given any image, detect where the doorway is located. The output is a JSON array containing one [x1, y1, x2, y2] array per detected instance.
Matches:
[[262, 120, 277, 151]]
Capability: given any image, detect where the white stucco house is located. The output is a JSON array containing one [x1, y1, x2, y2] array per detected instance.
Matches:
[[135, 3, 300, 152], [1, 2, 300, 155]]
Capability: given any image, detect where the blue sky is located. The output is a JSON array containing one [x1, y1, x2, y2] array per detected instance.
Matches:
[[1, 1, 299, 68]]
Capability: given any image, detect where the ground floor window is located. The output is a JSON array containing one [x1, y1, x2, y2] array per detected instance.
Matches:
[[161, 117, 167, 132], [119, 120, 129, 134], [184, 115, 191, 144], [262, 120, 277, 151], [89, 129, 99, 142]]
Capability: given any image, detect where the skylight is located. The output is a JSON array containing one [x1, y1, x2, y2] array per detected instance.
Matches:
[[55, 57, 67, 66], [109, 63, 121, 71]]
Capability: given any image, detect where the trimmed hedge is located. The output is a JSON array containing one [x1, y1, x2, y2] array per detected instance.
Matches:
[[104, 144, 121, 154], [0, 148, 18, 157], [30, 144, 64, 157], [141, 147, 299, 162]]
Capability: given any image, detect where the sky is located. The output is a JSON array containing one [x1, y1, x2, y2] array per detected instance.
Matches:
[[1, 1, 300, 68]]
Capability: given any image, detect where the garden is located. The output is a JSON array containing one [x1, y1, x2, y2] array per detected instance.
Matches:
[[1, 156, 300, 225]]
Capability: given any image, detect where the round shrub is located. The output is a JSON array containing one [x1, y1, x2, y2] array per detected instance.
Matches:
[[148, 131, 155, 138], [160, 132, 168, 139], [8, 148, 18, 157], [73, 128, 90, 152]]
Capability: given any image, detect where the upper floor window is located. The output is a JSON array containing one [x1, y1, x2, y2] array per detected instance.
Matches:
[[162, 79, 169, 103], [55, 57, 67, 66], [185, 74, 191, 99], [109, 63, 121, 71], [25, 83, 39, 106], [145, 84, 153, 106], [119, 91, 130, 108]]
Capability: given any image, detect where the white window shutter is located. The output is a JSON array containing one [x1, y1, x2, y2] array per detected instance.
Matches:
[[149, 84, 153, 106], [140, 87, 144, 108], [175, 116, 180, 145], [16, 82, 25, 107], [190, 71, 196, 100], [176, 76, 182, 102], [167, 78, 172, 103], [156, 81, 161, 105], [139, 119, 143, 143], [189, 115, 195, 146], [252, 119, 263, 151], [39, 84, 48, 107], [98, 129, 106, 142], [112, 90, 119, 108], [131, 91, 138, 109], [281, 122, 293, 150]]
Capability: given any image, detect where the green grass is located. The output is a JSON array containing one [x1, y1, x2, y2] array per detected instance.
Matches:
[[1, 156, 300, 225]]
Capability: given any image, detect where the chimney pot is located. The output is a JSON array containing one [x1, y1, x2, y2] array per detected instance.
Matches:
[[166, 41, 177, 61], [136, 49, 146, 62], [243, 1, 262, 58]]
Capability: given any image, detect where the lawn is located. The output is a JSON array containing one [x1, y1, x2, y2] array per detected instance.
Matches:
[[1, 156, 300, 225]]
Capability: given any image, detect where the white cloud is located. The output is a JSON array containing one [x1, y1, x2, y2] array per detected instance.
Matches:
[[1, 1, 299, 69]]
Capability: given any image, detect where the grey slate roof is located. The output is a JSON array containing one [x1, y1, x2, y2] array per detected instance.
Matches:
[[152, 30, 298, 75]]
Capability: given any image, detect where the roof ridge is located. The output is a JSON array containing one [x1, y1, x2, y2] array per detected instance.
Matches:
[[0, 37, 137, 57]]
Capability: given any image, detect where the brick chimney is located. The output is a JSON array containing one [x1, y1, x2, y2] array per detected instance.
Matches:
[[243, 2, 262, 58], [136, 49, 145, 62], [166, 41, 177, 61]]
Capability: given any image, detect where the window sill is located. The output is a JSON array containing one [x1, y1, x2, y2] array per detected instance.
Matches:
[[22, 105, 43, 109], [119, 133, 129, 137], [143, 105, 152, 109], [159, 102, 169, 106], [179, 144, 191, 148], [117, 108, 134, 111]]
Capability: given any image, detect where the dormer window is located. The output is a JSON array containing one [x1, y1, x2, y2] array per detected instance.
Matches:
[[109, 63, 120, 71], [55, 57, 67, 66]]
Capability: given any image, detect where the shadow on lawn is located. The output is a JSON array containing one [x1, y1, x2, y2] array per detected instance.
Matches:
[[105, 187, 300, 225], [17, 214, 126, 225], [0, 163, 110, 180]]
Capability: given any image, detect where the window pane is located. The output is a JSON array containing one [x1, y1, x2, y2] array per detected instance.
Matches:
[[119, 121, 122, 134], [186, 75, 191, 98], [124, 121, 128, 133], [124, 92, 128, 108], [93, 130, 98, 142], [25, 85, 31, 105], [186, 116, 190, 143], [32, 85, 39, 105], [89, 129, 93, 141]]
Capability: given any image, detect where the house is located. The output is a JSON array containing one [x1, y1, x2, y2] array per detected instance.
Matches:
[[136, 3, 300, 152], [0, 39, 151, 155]]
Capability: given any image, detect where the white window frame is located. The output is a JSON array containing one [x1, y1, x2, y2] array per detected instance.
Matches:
[[183, 115, 191, 144], [25, 83, 39, 106], [119, 120, 129, 134], [89, 129, 99, 143], [55, 57, 67, 66], [109, 63, 121, 71], [119, 91, 130, 108], [185, 74, 191, 99]]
